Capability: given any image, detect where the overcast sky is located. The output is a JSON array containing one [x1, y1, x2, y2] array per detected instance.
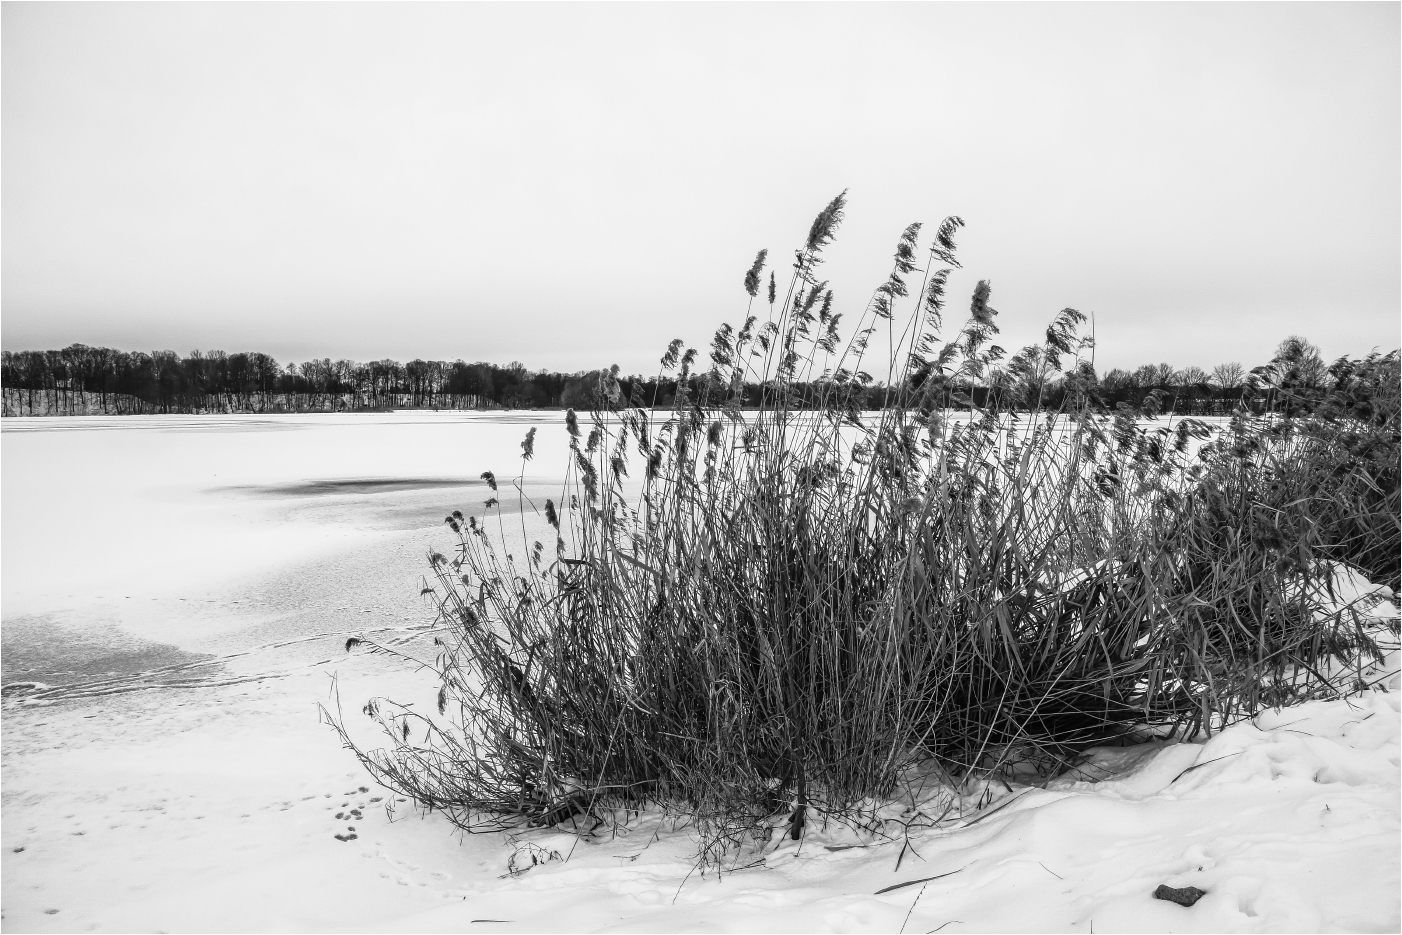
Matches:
[[3, 2, 1398, 376]]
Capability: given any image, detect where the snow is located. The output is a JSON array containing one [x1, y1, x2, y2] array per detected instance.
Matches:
[[3, 412, 1398, 933]]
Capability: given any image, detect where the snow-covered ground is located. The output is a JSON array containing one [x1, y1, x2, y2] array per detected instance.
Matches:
[[2, 412, 1398, 933]]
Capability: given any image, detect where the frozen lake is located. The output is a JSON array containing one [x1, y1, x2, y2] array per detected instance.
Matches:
[[2, 411, 572, 693], [2, 411, 1397, 933], [0, 411, 589, 931]]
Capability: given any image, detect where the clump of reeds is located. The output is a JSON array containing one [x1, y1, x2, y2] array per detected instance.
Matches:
[[328, 194, 1399, 862]]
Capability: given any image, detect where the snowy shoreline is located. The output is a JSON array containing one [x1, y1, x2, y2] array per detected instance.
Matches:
[[5, 624, 1397, 933]]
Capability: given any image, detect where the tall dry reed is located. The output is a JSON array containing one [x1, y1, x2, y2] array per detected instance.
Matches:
[[328, 195, 1399, 861]]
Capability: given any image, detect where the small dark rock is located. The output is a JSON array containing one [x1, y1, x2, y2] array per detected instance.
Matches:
[[334, 832, 359, 842], [335, 812, 345, 820], [1153, 884, 1207, 907], [44, 909, 58, 915], [12, 847, 24, 853], [358, 786, 369, 793]]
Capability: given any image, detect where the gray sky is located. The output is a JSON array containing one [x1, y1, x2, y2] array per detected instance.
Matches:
[[3, 2, 1398, 376]]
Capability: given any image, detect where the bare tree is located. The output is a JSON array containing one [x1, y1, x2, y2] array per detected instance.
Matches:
[[1273, 335, 1327, 388], [1211, 361, 1245, 388], [1131, 362, 1175, 387], [1175, 365, 1209, 386], [1100, 368, 1133, 391]]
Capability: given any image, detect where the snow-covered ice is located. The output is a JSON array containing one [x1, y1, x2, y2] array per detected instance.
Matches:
[[2, 412, 1398, 933]]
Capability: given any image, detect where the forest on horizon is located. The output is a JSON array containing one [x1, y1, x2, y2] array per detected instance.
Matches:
[[0, 335, 1388, 418]]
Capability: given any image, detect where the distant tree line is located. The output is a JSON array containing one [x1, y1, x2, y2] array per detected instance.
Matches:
[[922, 336, 1395, 418], [2, 335, 1392, 419], [0, 348, 557, 415]]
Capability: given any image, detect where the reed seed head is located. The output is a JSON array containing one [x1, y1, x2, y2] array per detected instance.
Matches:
[[805, 190, 848, 256], [744, 249, 769, 298]]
